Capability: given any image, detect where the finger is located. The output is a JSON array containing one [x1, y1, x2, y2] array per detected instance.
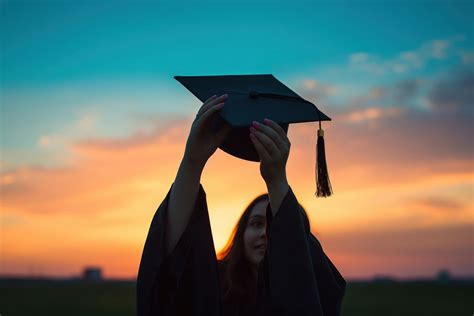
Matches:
[[250, 132, 271, 161], [197, 101, 225, 126], [250, 127, 279, 157], [204, 94, 218, 104], [253, 121, 288, 150], [263, 119, 289, 144], [197, 94, 228, 118]]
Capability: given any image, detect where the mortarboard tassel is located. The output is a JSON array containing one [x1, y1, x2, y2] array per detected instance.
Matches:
[[315, 121, 333, 197]]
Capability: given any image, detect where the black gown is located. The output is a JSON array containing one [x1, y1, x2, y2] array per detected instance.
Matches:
[[136, 183, 346, 316]]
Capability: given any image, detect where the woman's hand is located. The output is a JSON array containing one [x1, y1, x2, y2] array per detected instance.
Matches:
[[249, 118, 290, 185], [183, 94, 232, 167]]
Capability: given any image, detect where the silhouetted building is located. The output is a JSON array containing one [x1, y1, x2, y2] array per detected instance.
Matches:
[[372, 275, 397, 283], [437, 269, 451, 283], [82, 267, 103, 281]]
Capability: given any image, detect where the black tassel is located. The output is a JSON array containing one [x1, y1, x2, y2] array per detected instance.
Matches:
[[315, 123, 333, 197]]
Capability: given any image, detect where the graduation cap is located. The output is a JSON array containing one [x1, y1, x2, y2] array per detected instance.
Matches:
[[175, 74, 333, 197]]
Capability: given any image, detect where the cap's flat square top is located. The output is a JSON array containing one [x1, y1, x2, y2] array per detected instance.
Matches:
[[175, 74, 331, 127]]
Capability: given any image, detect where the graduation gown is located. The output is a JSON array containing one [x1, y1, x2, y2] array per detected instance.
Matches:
[[136, 183, 346, 316]]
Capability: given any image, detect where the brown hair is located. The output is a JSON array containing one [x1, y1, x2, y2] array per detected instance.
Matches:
[[217, 193, 269, 315]]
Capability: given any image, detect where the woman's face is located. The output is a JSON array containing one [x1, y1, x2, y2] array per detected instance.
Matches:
[[243, 200, 268, 266]]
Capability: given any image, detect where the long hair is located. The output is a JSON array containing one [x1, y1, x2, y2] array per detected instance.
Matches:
[[217, 193, 269, 315]]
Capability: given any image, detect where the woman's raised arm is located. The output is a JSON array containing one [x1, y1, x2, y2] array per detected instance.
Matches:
[[164, 94, 231, 256]]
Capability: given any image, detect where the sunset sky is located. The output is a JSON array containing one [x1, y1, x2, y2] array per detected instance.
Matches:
[[1, 0, 473, 280]]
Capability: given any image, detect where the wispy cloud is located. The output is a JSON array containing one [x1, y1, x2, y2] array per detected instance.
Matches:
[[75, 112, 101, 131], [339, 106, 404, 126], [406, 196, 466, 213], [348, 35, 466, 75], [427, 70, 474, 112], [460, 50, 474, 65], [325, 223, 473, 279], [37, 134, 66, 148], [299, 79, 340, 97]]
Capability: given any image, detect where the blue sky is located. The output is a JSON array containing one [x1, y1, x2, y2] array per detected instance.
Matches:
[[2, 1, 472, 85], [1, 0, 473, 168]]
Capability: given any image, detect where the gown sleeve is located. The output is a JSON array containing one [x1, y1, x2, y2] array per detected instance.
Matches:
[[259, 185, 346, 316], [136, 182, 222, 316]]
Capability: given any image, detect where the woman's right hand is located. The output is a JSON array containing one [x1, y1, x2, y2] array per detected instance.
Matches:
[[183, 94, 232, 167]]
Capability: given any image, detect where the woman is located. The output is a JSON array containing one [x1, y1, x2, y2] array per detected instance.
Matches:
[[217, 193, 269, 316], [217, 193, 318, 316], [136, 94, 346, 316]]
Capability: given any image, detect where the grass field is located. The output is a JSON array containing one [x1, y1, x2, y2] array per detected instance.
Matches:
[[0, 279, 472, 315]]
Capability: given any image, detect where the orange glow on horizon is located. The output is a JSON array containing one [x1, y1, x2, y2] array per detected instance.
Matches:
[[1, 114, 472, 280]]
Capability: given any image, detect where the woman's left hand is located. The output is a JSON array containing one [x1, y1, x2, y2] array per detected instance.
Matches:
[[249, 118, 290, 185]]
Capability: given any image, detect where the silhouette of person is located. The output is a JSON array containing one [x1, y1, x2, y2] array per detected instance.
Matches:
[[137, 94, 346, 316]]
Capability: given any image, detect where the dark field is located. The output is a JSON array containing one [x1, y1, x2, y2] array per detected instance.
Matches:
[[0, 279, 473, 315]]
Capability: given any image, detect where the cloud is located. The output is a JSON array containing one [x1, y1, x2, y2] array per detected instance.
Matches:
[[71, 115, 191, 155], [34, 111, 102, 151], [367, 87, 386, 100], [429, 39, 450, 59], [1, 173, 16, 185], [342, 87, 387, 110], [460, 51, 474, 65], [285, 70, 473, 199], [394, 79, 421, 104], [405, 196, 465, 213], [348, 53, 385, 75], [348, 35, 466, 75], [324, 223, 473, 278], [338, 106, 404, 126], [336, 100, 471, 163], [349, 52, 370, 64], [400, 51, 423, 68], [427, 69, 474, 112], [1, 123, 189, 216], [339, 78, 423, 115], [332, 68, 470, 118], [37, 134, 66, 148], [0, 213, 25, 227], [298, 79, 340, 100], [75, 112, 100, 131]]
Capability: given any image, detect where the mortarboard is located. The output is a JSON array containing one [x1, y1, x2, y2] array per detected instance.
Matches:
[[174, 74, 333, 197]]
